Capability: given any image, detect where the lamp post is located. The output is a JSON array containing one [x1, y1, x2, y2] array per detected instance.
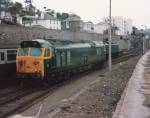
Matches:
[[143, 35, 145, 54], [141, 25, 146, 54], [108, 0, 112, 71]]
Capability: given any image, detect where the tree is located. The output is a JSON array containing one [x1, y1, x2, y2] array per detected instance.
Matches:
[[28, 4, 35, 15], [36, 9, 41, 17], [8, 2, 22, 15], [131, 26, 138, 35], [56, 12, 61, 18], [22, 4, 35, 16], [56, 12, 69, 21]]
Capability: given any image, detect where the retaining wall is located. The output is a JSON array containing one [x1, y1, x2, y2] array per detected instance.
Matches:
[[0, 25, 131, 50]]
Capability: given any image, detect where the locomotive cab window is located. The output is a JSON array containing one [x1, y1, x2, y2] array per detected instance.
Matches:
[[18, 48, 29, 56], [31, 48, 42, 56], [0, 52, 5, 61]]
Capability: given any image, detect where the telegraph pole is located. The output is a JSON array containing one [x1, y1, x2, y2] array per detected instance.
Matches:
[[108, 0, 112, 71]]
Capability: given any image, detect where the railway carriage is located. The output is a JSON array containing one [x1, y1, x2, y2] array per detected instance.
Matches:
[[0, 48, 17, 76], [16, 39, 106, 82]]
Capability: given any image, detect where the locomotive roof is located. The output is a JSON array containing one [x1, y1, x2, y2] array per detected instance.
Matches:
[[55, 41, 105, 49], [55, 43, 91, 49], [33, 39, 53, 47], [104, 42, 118, 45], [20, 39, 105, 49], [21, 39, 52, 48]]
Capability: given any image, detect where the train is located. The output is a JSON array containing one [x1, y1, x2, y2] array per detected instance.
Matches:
[[16, 39, 120, 83], [0, 48, 17, 77]]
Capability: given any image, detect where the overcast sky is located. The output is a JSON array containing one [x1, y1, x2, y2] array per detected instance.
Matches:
[[14, 0, 150, 28]]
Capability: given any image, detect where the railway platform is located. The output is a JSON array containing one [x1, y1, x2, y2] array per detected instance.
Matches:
[[113, 51, 150, 118]]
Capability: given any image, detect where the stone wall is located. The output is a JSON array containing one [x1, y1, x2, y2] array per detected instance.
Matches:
[[0, 25, 131, 50]]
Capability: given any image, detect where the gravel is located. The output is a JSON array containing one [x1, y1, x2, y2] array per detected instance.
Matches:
[[51, 56, 141, 118]]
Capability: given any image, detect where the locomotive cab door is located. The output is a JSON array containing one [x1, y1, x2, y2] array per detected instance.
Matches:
[[44, 48, 51, 80], [56, 51, 61, 67], [84, 55, 88, 64], [60, 51, 66, 67]]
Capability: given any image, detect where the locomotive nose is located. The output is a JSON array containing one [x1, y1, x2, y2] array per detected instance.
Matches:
[[16, 57, 44, 78]]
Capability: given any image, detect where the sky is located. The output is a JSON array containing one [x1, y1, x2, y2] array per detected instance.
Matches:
[[14, 0, 150, 29]]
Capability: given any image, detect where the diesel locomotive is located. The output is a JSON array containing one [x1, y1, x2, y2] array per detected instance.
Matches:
[[16, 39, 119, 82]]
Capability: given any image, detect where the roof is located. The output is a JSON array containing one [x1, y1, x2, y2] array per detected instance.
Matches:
[[84, 21, 93, 24], [96, 22, 108, 26], [22, 15, 37, 19], [22, 13, 58, 21], [43, 13, 56, 20], [65, 14, 81, 21]]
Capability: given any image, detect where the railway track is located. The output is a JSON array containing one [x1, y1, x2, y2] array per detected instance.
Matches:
[[112, 53, 138, 64], [0, 52, 140, 118], [0, 86, 57, 118]]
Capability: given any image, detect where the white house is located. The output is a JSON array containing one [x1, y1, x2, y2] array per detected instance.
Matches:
[[0, 0, 12, 20], [81, 21, 94, 32], [24, 13, 61, 30], [94, 22, 109, 34], [103, 16, 132, 35], [0, 11, 12, 21]]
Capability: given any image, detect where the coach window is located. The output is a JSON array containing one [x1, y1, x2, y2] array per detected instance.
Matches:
[[0, 52, 4, 61], [7, 50, 17, 61]]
